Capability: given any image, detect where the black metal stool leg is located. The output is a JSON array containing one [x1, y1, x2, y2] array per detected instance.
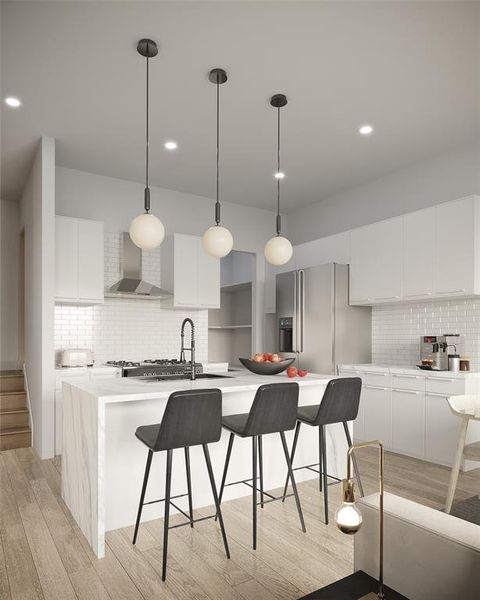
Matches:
[[280, 431, 306, 533], [318, 425, 323, 492], [133, 449, 153, 545], [215, 432, 235, 521], [184, 447, 194, 527], [258, 435, 264, 508], [282, 421, 301, 502], [252, 436, 258, 549], [321, 425, 329, 524], [203, 444, 230, 559], [162, 449, 173, 581], [343, 421, 364, 497]]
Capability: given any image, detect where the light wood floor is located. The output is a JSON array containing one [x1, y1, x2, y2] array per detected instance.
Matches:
[[1, 446, 479, 600]]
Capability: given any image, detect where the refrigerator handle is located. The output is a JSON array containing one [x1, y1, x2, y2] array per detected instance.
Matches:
[[299, 270, 305, 353], [293, 271, 298, 353]]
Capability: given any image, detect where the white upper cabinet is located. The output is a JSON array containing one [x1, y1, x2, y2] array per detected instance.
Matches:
[[55, 216, 104, 304], [349, 195, 480, 305], [435, 196, 476, 296], [161, 234, 220, 309], [350, 218, 402, 304], [403, 207, 435, 299]]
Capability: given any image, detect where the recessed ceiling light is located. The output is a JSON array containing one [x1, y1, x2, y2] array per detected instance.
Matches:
[[164, 141, 177, 150], [358, 124, 374, 136], [5, 96, 21, 108], [274, 171, 285, 179]]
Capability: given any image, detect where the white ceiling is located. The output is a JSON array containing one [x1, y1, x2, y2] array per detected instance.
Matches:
[[2, 1, 479, 211]]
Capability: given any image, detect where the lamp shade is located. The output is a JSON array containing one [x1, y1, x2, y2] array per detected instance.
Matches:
[[202, 225, 234, 258], [264, 235, 293, 266], [129, 213, 165, 250], [335, 502, 363, 535]]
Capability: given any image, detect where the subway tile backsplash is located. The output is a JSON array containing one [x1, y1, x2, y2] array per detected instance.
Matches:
[[55, 233, 208, 365], [372, 298, 480, 370]]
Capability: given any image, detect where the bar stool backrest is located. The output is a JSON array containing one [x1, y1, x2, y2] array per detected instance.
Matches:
[[154, 388, 222, 451], [243, 382, 299, 436], [314, 377, 362, 425], [448, 394, 480, 421]]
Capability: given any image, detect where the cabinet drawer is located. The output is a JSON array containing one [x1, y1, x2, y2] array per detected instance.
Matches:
[[391, 374, 425, 392], [425, 376, 465, 396], [362, 371, 391, 388]]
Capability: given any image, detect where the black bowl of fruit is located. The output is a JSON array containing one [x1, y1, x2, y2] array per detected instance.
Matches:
[[239, 353, 296, 375]]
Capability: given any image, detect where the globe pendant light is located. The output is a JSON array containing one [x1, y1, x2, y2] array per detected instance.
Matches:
[[264, 94, 293, 266], [129, 39, 165, 250], [202, 68, 234, 258]]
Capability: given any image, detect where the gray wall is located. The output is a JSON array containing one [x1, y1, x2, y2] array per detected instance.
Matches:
[[288, 142, 480, 245], [1, 199, 21, 369]]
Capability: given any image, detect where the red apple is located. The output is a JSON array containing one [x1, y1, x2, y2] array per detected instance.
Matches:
[[271, 354, 282, 363], [253, 353, 265, 363], [264, 353, 273, 362], [298, 369, 308, 377], [287, 366, 298, 378]]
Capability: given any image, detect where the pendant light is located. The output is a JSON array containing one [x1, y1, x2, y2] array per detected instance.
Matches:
[[264, 94, 293, 266], [129, 38, 165, 250], [202, 68, 234, 258]]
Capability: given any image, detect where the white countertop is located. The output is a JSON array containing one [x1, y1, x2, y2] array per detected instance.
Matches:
[[62, 369, 333, 404], [339, 363, 479, 378]]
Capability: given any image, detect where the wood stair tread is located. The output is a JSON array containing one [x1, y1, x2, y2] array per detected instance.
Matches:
[[0, 370, 23, 377], [1, 408, 29, 415], [0, 426, 31, 435]]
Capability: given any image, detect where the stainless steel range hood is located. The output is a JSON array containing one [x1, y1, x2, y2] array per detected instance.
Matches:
[[106, 233, 172, 300]]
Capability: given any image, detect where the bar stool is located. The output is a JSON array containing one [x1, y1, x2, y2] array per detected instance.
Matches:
[[445, 394, 480, 513], [218, 382, 305, 549], [282, 377, 364, 524], [132, 388, 230, 581]]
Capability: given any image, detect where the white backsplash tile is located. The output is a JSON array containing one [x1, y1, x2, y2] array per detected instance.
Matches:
[[372, 298, 480, 370], [55, 233, 207, 365]]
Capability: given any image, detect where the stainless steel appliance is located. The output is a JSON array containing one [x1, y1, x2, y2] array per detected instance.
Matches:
[[420, 334, 462, 371], [273, 263, 371, 374], [60, 348, 94, 367]]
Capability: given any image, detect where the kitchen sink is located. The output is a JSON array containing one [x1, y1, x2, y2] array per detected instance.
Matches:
[[138, 373, 233, 382]]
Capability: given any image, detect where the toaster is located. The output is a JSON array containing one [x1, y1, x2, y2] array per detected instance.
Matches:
[[60, 348, 94, 367]]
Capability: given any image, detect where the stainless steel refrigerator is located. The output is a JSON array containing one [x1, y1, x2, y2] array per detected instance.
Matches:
[[274, 263, 371, 374]]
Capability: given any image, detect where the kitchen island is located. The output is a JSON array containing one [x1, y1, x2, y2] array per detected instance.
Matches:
[[62, 370, 346, 558]]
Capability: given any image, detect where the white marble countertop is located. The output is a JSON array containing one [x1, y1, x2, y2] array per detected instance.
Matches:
[[62, 369, 333, 404], [339, 363, 479, 378]]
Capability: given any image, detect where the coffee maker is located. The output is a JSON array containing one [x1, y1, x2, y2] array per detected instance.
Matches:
[[420, 334, 462, 371]]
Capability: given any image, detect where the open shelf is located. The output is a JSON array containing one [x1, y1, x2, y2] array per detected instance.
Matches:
[[208, 324, 252, 330]]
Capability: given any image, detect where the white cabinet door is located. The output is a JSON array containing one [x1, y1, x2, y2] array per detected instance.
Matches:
[[373, 218, 402, 301], [403, 208, 435, 299], [55, 217, 78, 300], [350, 226, 376, 304], [435, 197, 475, 296], [391, 390, 425, 457], [55, 389, 63, 455], [425, 393, 462, 466], [173, 235, 199, 307], [78, 219, 104, 302], [198, 241, 220, 308], [363, 385, 392, 448]]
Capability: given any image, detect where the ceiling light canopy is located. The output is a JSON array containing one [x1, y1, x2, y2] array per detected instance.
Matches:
[[164, 141, 177, 150], [358, 124, 374, 136], [264, 94, 293, 267], [5, 96, 21, 108], [129, 38, 165, 251], [202, 68, 234, 258]]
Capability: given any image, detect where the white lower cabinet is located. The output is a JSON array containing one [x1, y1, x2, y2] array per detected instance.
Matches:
[[362, 385, 392, 449], [392, 389, 425, 457], [425, 393, 462, 466]]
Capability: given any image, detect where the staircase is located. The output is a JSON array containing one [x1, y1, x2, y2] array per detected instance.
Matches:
[[0, 370, 31, 450]]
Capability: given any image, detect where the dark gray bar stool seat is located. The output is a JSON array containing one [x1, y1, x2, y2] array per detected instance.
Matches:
[[282, 377, 364, 525], [218, 382, 306, 550], [133, 388, 230, 581]]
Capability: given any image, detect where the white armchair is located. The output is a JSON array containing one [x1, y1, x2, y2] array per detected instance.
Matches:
[[354, 492, 480, 600]]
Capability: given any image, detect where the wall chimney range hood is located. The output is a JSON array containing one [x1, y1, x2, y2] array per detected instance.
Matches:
[[107, 233, 172, 299]]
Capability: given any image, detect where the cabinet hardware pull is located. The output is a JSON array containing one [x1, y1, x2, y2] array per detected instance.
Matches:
[[375, 295, 401, 300], [404, 292, 432, 297], [426, 377, 456, 382], [437, 289, 466, 294], [364, 385, 388, 391], [393, 389, 421, 395], [394, 374, 420, 379]]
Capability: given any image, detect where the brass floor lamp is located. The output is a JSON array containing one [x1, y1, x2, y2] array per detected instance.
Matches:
[[335, 440, 385, 600]]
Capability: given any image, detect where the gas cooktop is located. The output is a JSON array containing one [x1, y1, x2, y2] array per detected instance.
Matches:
[[105, 359, 203, 378]]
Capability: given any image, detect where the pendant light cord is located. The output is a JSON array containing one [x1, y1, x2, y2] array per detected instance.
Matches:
[[276, 106, 281, 235], [144, 55, 150, 213], [215, 75, 221, 225]]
